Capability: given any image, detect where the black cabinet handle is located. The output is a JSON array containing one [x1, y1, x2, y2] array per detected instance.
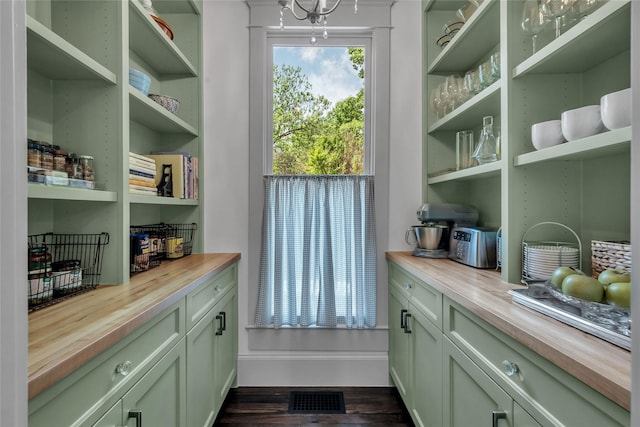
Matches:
[[400, 309, 407, 329], [215, 314, 223, 335], [403, 313, 412, 334], [492, 410, 506, 427], [221, 311, 227, 331], [128, 410, 142, 427]]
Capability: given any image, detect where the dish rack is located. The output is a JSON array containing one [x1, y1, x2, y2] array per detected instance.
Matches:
[[28, 232, 110, 311], [130, 223, 197, 274], [521, 222, 582, 283]]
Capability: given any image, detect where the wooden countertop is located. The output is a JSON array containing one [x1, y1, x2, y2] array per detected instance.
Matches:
[[28, 253, 240, 400], [386, 252, 631, 411]]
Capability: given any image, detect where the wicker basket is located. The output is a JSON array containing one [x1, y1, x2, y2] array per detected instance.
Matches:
[[591, 240, 631, 278]]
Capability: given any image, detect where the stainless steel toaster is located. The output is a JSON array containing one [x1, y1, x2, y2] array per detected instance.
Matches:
[[449, 226, 498, 269]]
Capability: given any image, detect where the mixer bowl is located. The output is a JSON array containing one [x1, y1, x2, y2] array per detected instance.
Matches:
[[406, 225, 447, 250]]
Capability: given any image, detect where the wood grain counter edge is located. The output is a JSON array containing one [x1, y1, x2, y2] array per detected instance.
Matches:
[[386, 251, 631, 411], [28, 253, 240, 400]]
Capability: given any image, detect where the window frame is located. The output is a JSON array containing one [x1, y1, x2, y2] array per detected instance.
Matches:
[[264, 33, 374, 176]]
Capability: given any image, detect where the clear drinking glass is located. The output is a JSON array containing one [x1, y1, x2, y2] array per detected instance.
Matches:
[[444, 75, 461, 112], [456, 130, 475, 170], [521, 0, 550, 54], [575, 0, 604, 20], [430, 86, 444, 119], [478, 61, 492, 90], [490, 52, 500, 82], [540, 0, 576, 38]]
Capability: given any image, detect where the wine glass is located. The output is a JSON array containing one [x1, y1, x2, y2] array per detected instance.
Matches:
[[521, 0, 550, 54], [444, 75, 461, 111], [575, 0, 604, 20], [430, 86, 444, 119], [540, 0, 576, 38]]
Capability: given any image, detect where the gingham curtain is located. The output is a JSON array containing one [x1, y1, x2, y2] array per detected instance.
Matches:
[[255, 175, 376, 328]]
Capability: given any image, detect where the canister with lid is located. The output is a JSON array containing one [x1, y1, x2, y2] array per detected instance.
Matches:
[[53, 146, 67, 172], [79, 155, 95, 181], [41, 144, 54, 170], [28, 140, 42, 168]]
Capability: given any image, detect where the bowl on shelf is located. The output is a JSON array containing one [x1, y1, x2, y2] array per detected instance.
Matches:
[[148, 94, 180, 114], [531, 119, 565, 150], [600, 88, 631, 130], [129, 68, 151, 95], [151, 15, 174, 40], [560, 105, 604, 142]]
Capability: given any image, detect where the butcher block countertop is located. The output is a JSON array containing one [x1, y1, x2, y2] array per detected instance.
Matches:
[[28, 253, 240, 400], [386, 251, 631, 411]]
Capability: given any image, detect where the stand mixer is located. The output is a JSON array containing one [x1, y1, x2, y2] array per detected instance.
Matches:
[[406, 203, 479, 258]]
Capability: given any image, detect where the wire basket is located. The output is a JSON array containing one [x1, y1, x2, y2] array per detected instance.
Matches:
[[130, 223, 197, 275], [28, 232, 110, 311], [521, 222, 582, 283]]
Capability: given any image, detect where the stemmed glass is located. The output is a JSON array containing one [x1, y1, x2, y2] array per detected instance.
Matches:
[[521, 0, 550, 54], [540, 0, 576, 38], [444, 75, 461, 112], [430, 86, 445, 119], [575, 0, 604, 20]]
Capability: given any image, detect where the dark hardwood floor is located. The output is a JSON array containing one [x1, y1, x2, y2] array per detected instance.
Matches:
[[214, 386, 415, 426]]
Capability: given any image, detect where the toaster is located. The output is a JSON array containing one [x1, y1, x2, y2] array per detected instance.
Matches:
[[449, 226, 498, 268]]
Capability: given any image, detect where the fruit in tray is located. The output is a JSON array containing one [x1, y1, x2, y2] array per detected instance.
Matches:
[[597, 268, 631, 286], [561, 274, 604, 303], [549, 266, 632, 308], [550, 266, 584, 287]]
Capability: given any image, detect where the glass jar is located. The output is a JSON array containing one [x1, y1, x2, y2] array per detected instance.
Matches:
[[472, 116, 498, 165], [79, 155, 95, 181], [27, 141, 42, 168], [53, 146, 67, 172], [41, 144, 54, 170]]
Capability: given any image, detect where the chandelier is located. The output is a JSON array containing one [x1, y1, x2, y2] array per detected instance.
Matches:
[[278, 0, 358, 44]]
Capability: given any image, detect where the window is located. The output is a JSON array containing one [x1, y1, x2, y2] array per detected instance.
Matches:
[[254, 36, 376, 329]]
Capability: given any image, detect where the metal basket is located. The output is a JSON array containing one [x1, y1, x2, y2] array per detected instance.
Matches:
[[130, 223, 197, 275], [28, 232, 110, 311], [521, 222, 582, 283]]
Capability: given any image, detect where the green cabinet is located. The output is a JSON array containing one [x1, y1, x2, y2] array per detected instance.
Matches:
[[443, 337, 512, 427], [29, 262, 239, 427], [26, 0, 204, 286], [388, 261, 630, 427], [186, 283, 238, 427], [388, 263, 443, 427]]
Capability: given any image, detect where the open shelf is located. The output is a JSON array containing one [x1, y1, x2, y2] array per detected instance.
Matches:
[[26, 16, 117, 84], [129, 88, 198, 135], [154, 0, 201, 15], [129, 0, 198, 76], [427, 0, 500, 74], [28, 184, 118, 202], [129, 194, 199, 205], [514, 127, 631, 166], [427, 160, 503, 184], [512, 0, 630, 77]]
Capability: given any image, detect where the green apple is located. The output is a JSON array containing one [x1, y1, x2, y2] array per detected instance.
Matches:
[[550, 266, 583, 287], [597, 269, 631, 286], [605, 282, 631, 308], [561, 274, 604, 302]]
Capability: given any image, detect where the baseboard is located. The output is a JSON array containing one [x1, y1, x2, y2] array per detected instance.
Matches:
[[237, 352, 390, 386]]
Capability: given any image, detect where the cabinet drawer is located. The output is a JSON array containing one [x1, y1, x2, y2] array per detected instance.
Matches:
[[443, 297, 630, 427], [389, 262, 441, 329], [186, 263, 237, 330], [29, 299, 185, 427]]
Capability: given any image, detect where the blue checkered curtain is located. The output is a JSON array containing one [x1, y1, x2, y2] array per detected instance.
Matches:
[[255, 175, 376, 328]]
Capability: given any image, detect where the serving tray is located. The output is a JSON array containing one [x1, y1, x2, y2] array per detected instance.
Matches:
[[509, 282, 631, 350]]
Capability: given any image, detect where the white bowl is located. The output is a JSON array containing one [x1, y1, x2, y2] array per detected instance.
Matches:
[[531, 119, 565, 150], [561, 105, 605, 142], [601, 88, 631, 130]]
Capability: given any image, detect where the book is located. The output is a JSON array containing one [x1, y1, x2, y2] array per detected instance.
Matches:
[[149, 151, 191, 199], [129, 151, 156, 165], [129, 163, 156, 176], [146, 154, 186, 198], [129, 178, 156, 188], [129, 184, 157, 194], [129, 173, 155, 184], [129, 157, 156, 174], [192, 157, 199, 200]]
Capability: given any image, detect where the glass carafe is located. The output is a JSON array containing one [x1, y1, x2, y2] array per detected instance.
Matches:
[[473, 116, 498, 164]]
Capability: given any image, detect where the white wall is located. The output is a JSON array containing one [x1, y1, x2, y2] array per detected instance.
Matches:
[[203, 0, 422, 386]]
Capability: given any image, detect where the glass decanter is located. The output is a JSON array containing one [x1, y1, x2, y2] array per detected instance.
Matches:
[[473, 116, 498, 164]]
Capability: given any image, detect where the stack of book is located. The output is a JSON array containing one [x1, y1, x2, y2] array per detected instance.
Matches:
[[129, 152, 157, 196]]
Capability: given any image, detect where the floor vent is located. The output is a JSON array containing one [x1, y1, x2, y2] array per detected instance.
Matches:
[[288, 391, 346, 414]]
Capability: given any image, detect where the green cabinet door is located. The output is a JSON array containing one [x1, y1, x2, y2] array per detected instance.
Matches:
[[91, 401, 122, 427], [408, 302, 442, 427], [214, 287, 238, 407], [186, 306, 218, 427], [514, 402, 541, 427], [389, 285, 410, 401], [122, 340, 187, 427], [443, 337, 513, 427]]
